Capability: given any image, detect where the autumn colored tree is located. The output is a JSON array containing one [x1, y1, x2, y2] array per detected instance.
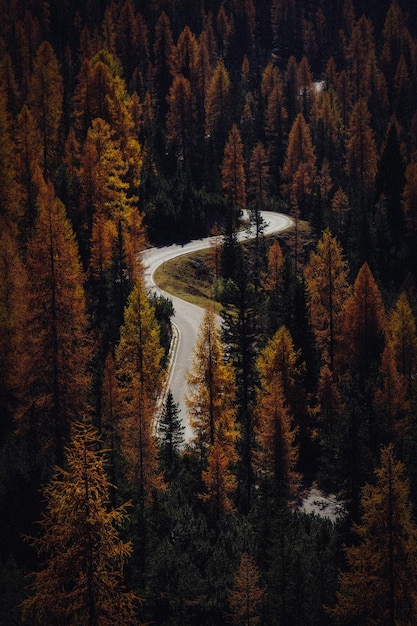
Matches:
[[166, 73, 194, 162], [262, 239, 285, 336], [116, 276, 166, 503], [200, 439, 238, 514], [381, 1, 413, 86], [22, 420, 140, 626], [387, 291, 417, 397], [331, 186, 351, 239], [304, 228, 351, 369], [258, 325, 305, 420], [312, 88, 343, 167], [248, 141, 270, 205], [328, 445, 417, 625], [186, 309, 239, 511], [221, 123, 247, 222], [187, 309, 238, 451], [337, 262, 386, 378], [374, 336, 408, 439], [227, 552, 265, 625], [19, 173, 91, 467], [0, 228, 30, 437], [0, 89, 21, 233], [74, 51, 137, 148], [281, 113, 317, 218], [14, 104, 43, 233], [254, 327, 302, 501], [26, 41, 63, 179], [82, 118, 144, 344], [264, 79, 288, 179], [254, 373, 301, 502], [346, 14, 375, 102], [205, 58, 232, 148], [176, 25, 198, 82], [344, 98, 378, 205]]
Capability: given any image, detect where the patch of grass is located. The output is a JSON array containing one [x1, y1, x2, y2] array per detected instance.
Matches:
[[154, 250, 221, 312]]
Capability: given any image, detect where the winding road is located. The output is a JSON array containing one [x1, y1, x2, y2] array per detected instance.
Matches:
[[142, 211, 293, 441]]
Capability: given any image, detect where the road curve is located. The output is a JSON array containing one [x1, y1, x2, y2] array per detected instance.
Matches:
[[142, 211, 293, 441]]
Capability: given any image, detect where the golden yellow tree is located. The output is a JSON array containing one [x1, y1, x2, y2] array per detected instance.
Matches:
[[254, 368, 301, 501], [221, 123, 247, 212], [304, 228, 351, 369], [328, 445, 417, 625], [116, 277, 166, 503], [26, 41, 63, 178], [186, 309, 239, 511], [22, 420, 140, 626], [388, 292, 417, 397], [20, 172, 91, 466], [228, 552, 265, 625]]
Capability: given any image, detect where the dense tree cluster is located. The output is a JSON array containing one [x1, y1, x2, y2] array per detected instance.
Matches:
[[1, 0, 417, 623]]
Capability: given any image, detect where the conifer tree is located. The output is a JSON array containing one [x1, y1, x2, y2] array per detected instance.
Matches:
[[152, 11, 176, 118], [20, 173, 91, 467], [344, 98, 377, 209], [374, 336, 408, 439], [388, 292, 417, 397], [228, 552, 265, 625], [221, 123, 247, 225], [205, 59, 232, 148], [346, 14, 375, 102], [166, 73, 194, 162], [328, 445, 417, 625], [0, 89, 21, 234], [187, 309, 238, 451], [281, 113, 316, 219], [254, 373, 301, 502], [304, 228, 351, 370], [337, 262, 386, 378], [26, 41, 63, 178], [158, 391, 184, 480], [22, 420, 140, 626], [0, 228, 29, 437], [116, 276, 166, 503], [186, 309, 239, 509]]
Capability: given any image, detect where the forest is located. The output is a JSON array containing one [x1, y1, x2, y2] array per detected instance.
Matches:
[[1, 0, 417, 623]]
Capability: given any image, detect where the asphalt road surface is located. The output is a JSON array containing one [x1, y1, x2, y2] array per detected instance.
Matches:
[[142, 211, 293, 442]]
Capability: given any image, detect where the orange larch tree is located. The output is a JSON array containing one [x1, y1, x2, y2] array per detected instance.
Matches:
[[387, 291, 417, 398], [22, 419, 140, 626], [186, 309, 239, 510], [14, 104, 42, 234], [227, 552, 265, 625], [221, 123, 247, 219], [281, 112, 317, 237], [26, 41, 63, 179], [20, 173, 91, 467], [166, 73, 194, 162], [328, 445, 417, 625], [304, 228, 351, 369], [115, 277, 166, 504], [344, 98, 378, 206], [205, 58, 232, 147], [337, 262, 386, 378], [0, 228, 30, 436]]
